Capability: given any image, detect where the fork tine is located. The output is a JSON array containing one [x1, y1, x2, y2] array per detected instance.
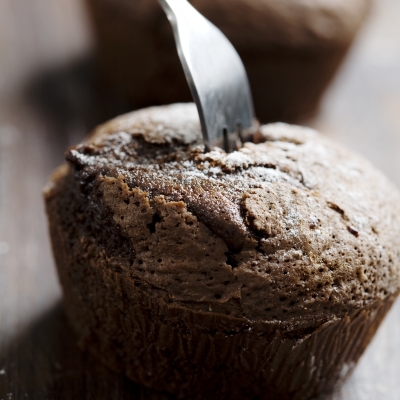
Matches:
[[159, 0, 255, 152]]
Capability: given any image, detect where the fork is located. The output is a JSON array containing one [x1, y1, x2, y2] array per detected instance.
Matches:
[[158, 0, 255, 152]]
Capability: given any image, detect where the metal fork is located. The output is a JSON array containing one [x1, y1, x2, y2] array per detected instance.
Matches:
[[158, 0, 255, 152]]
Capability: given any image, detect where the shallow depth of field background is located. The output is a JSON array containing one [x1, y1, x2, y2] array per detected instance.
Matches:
[[0, 0, 399, 399]]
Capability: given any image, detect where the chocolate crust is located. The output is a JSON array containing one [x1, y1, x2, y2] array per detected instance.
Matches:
[[45, 104, 400, 398]]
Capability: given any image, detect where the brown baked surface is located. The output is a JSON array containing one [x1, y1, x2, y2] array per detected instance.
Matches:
[[45, 103, 400, 399]]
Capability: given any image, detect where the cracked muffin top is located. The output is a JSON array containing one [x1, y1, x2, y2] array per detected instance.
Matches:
[[57, 103, 400, 329]]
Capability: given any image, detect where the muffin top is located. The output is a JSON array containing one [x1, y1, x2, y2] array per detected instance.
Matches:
[[106, 0, 371, 47], [62, 103, 400, 329]]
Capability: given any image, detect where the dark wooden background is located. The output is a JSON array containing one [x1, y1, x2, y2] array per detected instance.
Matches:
[[0, 0, 399, 399]]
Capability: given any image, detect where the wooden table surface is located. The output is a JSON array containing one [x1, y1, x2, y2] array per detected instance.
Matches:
[[0, 0, 399, 399]]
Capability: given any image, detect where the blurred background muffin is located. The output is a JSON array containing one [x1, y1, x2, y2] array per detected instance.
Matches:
[[84, 0, 372, 122]]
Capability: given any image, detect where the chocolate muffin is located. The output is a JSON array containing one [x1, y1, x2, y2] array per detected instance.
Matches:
[[45, 103, 400, 399], [84, 0, 371, 122]]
